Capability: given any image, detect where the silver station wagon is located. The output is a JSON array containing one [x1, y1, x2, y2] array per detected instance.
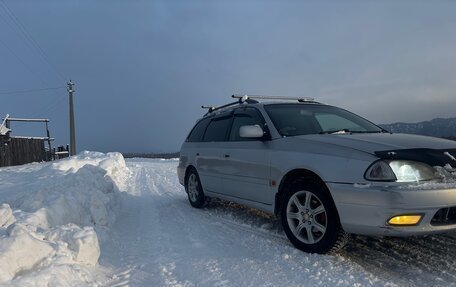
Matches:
[[177, 95, 456, 254]]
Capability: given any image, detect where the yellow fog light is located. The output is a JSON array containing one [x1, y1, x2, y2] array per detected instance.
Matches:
[[388, 215, 422, 226]]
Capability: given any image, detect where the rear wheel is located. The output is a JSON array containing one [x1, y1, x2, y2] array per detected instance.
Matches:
[[185, 169, 206, 208], [280, 179, 349, 254]]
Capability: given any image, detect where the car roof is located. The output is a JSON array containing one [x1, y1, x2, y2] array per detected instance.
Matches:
[[199, 101, 328, 120]]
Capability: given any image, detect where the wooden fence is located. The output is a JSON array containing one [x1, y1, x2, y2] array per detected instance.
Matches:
[[0, 136, 47, 167]]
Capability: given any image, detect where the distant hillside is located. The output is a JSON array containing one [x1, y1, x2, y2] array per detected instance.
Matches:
[[123, 152, 179, 159], [380, 117, 456, 139]]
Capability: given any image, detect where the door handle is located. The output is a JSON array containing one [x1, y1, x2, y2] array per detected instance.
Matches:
[[196, 153, 200, 156], [224, 154, 230, 158]]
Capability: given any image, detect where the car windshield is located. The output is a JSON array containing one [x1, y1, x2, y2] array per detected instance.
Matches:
[[264, 104, 384, 137]]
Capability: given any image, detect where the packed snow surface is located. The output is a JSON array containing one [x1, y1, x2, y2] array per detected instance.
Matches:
[[1, 155, 456, 286]]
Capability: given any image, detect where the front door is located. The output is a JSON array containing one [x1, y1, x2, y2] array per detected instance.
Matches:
[[221, 107, 273, 205]]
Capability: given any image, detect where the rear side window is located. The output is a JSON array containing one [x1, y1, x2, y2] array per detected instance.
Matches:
[[203, 116, 232, 142], [187, 118, 210, 142]]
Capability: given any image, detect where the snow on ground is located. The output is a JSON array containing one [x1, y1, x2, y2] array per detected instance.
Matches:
[[0, 152, 129, 286], [1, 155, 456, 286], [101, 158, 456, 287]]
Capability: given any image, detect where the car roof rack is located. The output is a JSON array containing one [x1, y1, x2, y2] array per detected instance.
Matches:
[[201, 94, 319, 116], [232, 94, 316, 103], [201, 95, 258, 115]]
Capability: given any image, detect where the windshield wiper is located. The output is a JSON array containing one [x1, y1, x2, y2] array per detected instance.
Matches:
[[319, 129, 385, 135], [319, 129, 351, 134], [350, 130, 386, 134]]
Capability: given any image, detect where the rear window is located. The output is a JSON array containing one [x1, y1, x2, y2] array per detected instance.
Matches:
[[203, 116, 232, 142], [187, 118, 210, 142]]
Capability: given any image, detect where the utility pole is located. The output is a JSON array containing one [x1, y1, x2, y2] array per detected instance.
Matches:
[[68, 80, 76, 156]]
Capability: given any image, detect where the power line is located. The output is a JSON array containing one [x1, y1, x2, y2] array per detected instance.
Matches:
[[0, 36, 49, 87], [32, 94, 67, 119], [0, 86, 66, 95], [0, 0, 67, 82], [1, 86, 67, 118], [0, 15, 56, 89]]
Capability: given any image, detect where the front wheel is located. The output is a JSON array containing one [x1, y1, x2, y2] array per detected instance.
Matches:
[[280, 179, 349, 254], [185, 169, 206, 208]]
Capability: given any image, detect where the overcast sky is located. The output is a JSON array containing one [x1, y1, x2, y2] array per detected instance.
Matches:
[[1, 0, 456, 152]]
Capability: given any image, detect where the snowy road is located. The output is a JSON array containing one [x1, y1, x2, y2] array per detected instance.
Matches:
[[100, 158, 456, 287]]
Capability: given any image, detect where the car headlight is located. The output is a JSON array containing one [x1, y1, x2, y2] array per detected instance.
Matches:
[[365, 160, 437, 182]]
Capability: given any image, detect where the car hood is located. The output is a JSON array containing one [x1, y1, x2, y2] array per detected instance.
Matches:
[[294, 133, 456, 166], [296, 133, 456, 153]]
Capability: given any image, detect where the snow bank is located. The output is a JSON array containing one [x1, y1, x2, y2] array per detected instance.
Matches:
[[0, 152, 129, 285]]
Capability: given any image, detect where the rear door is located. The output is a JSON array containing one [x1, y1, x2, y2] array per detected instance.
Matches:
[[196, 112, 233, 194]]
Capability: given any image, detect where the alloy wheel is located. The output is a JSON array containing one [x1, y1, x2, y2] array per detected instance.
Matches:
[[286, 190, 327, 244]]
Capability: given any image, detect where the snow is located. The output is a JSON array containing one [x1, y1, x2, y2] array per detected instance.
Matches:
[[1, 154, 456, 286], [0, 115, 10, 136], [0, 151, 129, 286]]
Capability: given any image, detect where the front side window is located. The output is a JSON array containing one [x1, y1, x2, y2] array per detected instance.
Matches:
[[203, 116, 232, 142], [264, 104, 383, 137], [229, 109, 265, 141]]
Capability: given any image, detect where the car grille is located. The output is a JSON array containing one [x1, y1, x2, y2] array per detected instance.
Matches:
[[431, 207, 456, 226]]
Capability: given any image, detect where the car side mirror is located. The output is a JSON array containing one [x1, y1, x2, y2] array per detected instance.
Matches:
[[239, 125, 264, 138]]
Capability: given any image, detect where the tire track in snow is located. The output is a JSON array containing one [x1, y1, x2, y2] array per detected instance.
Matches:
[[202, 196, 456, 286], [103, 162, 211, 286], [102, 165, 167, 286], [343, 234, 456, 287], [198, 201, 412, 286]]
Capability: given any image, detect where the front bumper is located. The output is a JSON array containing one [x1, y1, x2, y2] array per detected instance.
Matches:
[[328, 182, 456, 236]]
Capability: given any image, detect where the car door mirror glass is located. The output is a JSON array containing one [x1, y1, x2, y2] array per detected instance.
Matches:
[[239, 125, 264, 138]]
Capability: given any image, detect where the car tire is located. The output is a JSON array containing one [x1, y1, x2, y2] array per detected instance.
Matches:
[[185, 168, 206, 208], [280, 178, 349, 254]]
